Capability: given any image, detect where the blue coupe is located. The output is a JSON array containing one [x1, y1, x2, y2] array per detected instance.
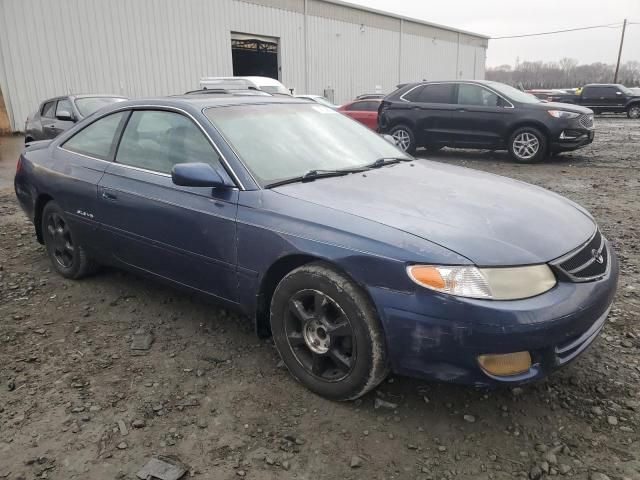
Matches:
[[14, 94, 618, 400]]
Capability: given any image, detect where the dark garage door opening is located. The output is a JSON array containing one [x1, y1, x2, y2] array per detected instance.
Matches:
[[231, 36, 279, 79]]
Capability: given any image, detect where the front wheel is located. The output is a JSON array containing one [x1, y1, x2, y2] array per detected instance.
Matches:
[[628, 104, 640, 119], [388, 125, 416, 154], [270, 263, 388, 401], [508, 127, 547, 163]]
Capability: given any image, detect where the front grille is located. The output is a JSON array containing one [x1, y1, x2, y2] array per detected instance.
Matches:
[[553, 229, 608, 281], [578, 114, 594, 129]]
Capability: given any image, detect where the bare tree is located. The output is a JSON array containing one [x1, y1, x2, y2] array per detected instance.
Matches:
[[487, 60, 640, 88]]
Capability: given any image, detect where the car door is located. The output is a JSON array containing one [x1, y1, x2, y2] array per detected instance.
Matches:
[[406, 83, 457, 145], [96, 108, 239, 302], [448, 83, 514, 147], [581, 86, 608, 110], [343, 101, 379, 129], [39, 100, 59, 139], [54, 111, 130, 255]]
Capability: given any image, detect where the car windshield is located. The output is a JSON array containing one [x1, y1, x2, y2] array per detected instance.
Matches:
[[260, 85, 290, 95], [488, 83, 542, 104], [75, 97, 127, 117], [205, 103, 409, 186]]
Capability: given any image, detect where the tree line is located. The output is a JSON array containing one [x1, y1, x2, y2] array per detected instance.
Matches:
[[486, 59, 640, 89]]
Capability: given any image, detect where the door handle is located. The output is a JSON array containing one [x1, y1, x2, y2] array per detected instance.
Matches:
[[102, 191, 117, 201], [457, 109, 466, 112]]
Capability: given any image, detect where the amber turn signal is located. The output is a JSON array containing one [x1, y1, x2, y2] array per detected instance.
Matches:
[[407, 266, 446, 289], [477, 351, 532, 376]]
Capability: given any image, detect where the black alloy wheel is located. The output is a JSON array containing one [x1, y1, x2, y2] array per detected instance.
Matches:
[[285, 289, 355, 381], [270, 262, 388, 400], [41, 201, 97, 279], [44, 211, 75, 269]]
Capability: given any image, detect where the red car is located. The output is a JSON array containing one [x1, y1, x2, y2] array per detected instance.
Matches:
[[338, 99, 381, 130]]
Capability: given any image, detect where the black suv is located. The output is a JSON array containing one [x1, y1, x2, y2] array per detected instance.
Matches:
[[378, 80, 595, 163]]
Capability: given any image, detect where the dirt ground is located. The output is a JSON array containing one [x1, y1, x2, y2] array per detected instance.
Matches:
[[1, 118, 639, 480]]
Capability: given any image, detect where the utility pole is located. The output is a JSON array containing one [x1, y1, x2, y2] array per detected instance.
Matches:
[[613, 19, 627, 83]]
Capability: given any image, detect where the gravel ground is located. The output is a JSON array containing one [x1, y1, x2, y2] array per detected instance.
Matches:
[[0, 118, 639, 480]]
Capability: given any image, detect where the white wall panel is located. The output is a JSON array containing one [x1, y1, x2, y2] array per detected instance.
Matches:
[[0, 0, 487, 131], [306, 17, 400, 104]]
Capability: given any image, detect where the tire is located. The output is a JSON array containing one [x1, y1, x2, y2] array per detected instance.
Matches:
[[508, 126, 548, 163], [270, 262, 388, 401], [628, 104, 640, 119], [388, 124, 416, 155], [41, 201, 97, 279]]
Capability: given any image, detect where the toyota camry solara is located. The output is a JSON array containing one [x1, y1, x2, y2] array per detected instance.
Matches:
[[14, 95, 618, 400]]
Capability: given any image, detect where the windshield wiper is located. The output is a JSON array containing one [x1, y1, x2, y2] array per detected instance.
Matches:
[[364, 157, 411, 169], [265, 167, 367, 188]]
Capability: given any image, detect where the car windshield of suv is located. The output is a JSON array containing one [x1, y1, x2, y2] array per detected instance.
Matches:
[[75, 97, 127, 117], [205, 103, 409, 186], [488, 83, 542, 104]]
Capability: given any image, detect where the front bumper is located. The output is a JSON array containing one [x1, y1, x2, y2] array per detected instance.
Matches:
[[372, 246, 618, 386], [550, 118, 595, 152]]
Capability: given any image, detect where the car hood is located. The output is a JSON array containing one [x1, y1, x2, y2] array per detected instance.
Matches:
[[527, 101, 593, 114], [272, 161, 596, 266]]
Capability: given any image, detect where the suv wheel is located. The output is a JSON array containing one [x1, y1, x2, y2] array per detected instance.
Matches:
[[508, 127, 547, 163], [270, 262, 388, 401], [42, 201, 97, 279], [628, 105, 640, 119], [389, 125, 416, 154]]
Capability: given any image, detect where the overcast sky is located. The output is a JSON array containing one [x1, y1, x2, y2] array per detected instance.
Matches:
[[346, 0, 640, 67]]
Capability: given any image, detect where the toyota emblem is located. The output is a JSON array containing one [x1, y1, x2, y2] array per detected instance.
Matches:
[[591, 249, 604, 264]]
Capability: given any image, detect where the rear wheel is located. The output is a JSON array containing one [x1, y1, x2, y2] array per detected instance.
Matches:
[[270, 262, 388, 401], [628, 104, 640, 119], [508, 127, 547, 163], [42, 201, 97, 279], [389, 125, 416, 154]]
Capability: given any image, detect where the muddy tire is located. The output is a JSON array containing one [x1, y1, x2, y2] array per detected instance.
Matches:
[[508, 126, 547, 163], [270, 262, 388, 401], [41, 201, 97, 279]]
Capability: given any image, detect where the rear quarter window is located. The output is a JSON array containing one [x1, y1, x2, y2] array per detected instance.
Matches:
[[62, 112, 127, 160]]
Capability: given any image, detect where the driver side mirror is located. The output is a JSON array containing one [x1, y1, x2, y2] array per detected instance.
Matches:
[[56, 110, 75, 122], [171, 162, 231, 188]]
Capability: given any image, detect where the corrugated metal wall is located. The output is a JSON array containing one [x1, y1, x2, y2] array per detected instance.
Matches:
[[0, 0, 487, 131]]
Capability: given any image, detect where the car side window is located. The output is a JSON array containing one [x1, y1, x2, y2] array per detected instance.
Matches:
[[41, 101, 56, 118], [402, 86, 424, 102], [457, 84, 500, 107], [55, 99, 73, 117], [416, 84, 455, 104], [358, 101, 379, 111], [115, 110, 221, 174], [345, 102, 364, 111], [62, 112, 126, 160]]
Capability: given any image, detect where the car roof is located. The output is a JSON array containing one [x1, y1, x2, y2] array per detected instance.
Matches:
[[109, 95, 310, 110]]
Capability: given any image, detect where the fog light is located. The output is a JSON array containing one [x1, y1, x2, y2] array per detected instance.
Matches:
[[477, 351, 532, 376]]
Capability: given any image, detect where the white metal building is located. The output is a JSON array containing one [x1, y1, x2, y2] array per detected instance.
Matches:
[[0, 0, 488, 131]]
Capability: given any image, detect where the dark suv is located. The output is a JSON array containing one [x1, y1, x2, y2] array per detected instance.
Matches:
[[378, 80, 595, 163]]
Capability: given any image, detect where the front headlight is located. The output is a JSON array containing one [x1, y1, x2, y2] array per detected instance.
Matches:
[[547, 110, 580, 119], [406, 264, 556, 300]]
